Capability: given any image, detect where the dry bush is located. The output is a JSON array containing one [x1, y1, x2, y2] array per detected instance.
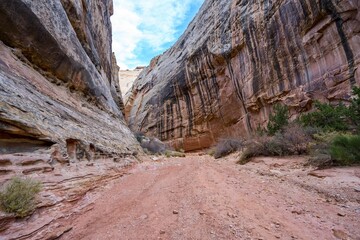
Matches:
[[277, 124, 312, 155], [164, 150, 186, 158], [213, 138, 244, 159], [239, 124, 311, 164], [0, 177, 41, 218], [238, 136, 282, 164]]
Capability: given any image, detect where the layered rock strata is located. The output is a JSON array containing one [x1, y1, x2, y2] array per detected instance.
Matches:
[[0, 0, 141, 163], [0, 0, 142, 237], [126, 0, 360, 151], [120, 66, 145, 97]]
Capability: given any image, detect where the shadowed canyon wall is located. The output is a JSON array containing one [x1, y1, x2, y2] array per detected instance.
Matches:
[[0, 0, 141, 169], [126, 0, 360, 151]]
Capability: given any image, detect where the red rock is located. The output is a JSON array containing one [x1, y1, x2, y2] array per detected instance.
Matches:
[[126, 0, 360, 151], [0, 0, 141, 161]]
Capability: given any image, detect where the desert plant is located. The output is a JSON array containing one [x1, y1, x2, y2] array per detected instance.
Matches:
[[213, 138, 244, 159], [267, 104, 289, 135], [278, 124, 311, 154], [207, 148, 215, 156], [305, 131, 340, 169], [330, 134, 360, 165], [348, 86, 360, 133], [0, 177, 41, 218], [238, 136, 284, 164], [299, 101, 349, 131], [239, 124, 311, 164], [164, 150, 186, 158]]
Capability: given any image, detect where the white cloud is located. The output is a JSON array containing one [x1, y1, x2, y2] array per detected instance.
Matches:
[[111, 0, 203, 69]]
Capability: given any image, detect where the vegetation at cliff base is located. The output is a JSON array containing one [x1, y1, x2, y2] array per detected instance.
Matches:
[[0, 177, 41, 218], [267, 104, 289, 135], [212, 87, 360, 168], [330, 134, 360, 165], [299, 86, 360, 133], [213, 139, 244, 159], [239, 123, 311, 164]]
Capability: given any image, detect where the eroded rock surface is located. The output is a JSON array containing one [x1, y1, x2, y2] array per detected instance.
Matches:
[[0, 1, 141, 237], [126, 0, 360, 151], [0, 0, 141, 160], [0, 151, 138, 239], [120, 67, 145, 97]]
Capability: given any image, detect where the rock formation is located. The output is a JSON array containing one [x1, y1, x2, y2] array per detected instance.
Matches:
[[120, 66, 145, 97], [0, 0, 141, 161], [0, 0, 142, 238], [126, 0, 360, 151]]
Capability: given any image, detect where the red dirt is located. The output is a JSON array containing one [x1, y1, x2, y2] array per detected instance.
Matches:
[[62, 154, 360, 240]]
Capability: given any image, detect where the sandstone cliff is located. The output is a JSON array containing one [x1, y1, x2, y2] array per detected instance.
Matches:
[[0, 1, 143, 237], [120, 67, 145, 97], [126, 0, 360, 151], [0, 0, 141, 163]]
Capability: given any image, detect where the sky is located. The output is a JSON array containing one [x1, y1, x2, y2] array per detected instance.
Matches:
[[111, 0, 204, 70]]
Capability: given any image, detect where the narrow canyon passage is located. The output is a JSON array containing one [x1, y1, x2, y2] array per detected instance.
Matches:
[[62, 155, 360, 240]]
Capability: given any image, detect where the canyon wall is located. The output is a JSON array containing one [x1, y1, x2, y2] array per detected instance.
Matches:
[[126, 0, 360, 151], [0, 0, 141, 171], [120, 67, 145, 97]]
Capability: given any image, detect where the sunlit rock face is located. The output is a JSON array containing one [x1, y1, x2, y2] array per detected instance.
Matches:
[[126, 0, 360, 151], [0, 0, 141, 165], [120, 67, 145, 97]]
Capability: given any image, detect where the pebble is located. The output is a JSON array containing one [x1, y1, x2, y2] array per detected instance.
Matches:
[[337, 212, 346, 217], [173, 210, 179, 214], [227, 212, 237, 218], [159, 230, 166, 234]]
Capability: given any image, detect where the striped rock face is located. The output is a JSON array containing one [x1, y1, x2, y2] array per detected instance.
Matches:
[[126, 0, 360, 151], [0, 0, 141, 167]]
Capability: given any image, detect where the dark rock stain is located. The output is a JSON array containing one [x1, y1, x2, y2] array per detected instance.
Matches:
[[320, 0, 355, 85], [240, 4, 261, 95], [226, 59, 252, 132], [266, 17, 284, 92]]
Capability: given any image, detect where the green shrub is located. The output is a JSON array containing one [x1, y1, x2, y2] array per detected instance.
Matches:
[[330, 134, 360, 165], [348, 87, 360, 133], [306, 131, 341, 169], [0, 177, 41, 218], [300, 101, 349, 131], [267, 104, 289, 135], [213, 138, 244, 159], [312, 131, 340, 143]]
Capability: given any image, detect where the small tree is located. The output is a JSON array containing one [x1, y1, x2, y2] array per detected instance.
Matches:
[[267, 104, 289, 135], [299, 101, 349, 131]]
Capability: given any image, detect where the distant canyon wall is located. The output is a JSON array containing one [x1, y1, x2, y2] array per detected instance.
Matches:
[[120, 67, 145, 97], [126, 0, 360, 151], [0, 0, 141, 168]]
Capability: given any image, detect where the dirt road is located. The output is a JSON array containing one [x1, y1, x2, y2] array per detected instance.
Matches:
[[63, 154, 360, 240]]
